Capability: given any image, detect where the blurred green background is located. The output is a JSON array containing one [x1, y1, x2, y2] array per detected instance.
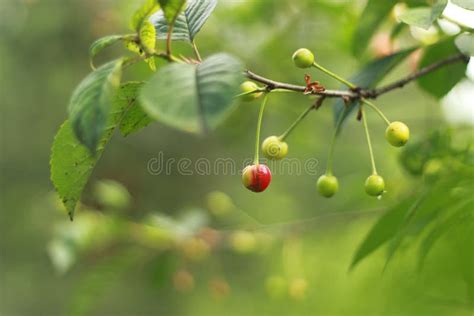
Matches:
[[1, 0, 473, 315]]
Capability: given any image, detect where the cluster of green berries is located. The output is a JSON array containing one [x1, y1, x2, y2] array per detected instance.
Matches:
[[316, 122, 409, 198], [239, 48, 410, 197]]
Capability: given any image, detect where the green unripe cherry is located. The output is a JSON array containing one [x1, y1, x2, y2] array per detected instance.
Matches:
[[292, 48, 314, 68], [385, 121, 409, 147], [364, 174, 385, 196], [316, 174, 339, 198], [240, 81, 262, 101], [262, 136, 288, 160]]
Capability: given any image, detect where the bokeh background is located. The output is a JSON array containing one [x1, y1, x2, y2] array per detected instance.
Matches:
[[1, 0, 473, 315]]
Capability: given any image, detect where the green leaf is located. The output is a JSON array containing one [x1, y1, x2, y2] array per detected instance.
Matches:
[[399, 8, 434, 29], [351, 0, 398, 57], [51, 83, 140, 220], [452, 0, 474, 10], [418, 198, 474, 270], [68, 60, 123, 153], [390, 23, 407, 41], [152, 0, 217, 42], [140, 53, 243, 134], [350, 197, 420, 270], [139, 21, 156, 54], [118, 82, 152, 136], [125, 40, 143, 55], [89, 35, 125, 69], [431, 0, 449, 22], [418, 39, 467, 99], [399, 0, 447, 30], [455, 33, 474, 56], [333, 48, 417, 126], [158, 0, 187, 24], [130, 0, 160, 31], [399, 129, 452, 176]]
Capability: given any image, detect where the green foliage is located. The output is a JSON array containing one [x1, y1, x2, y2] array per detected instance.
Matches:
[[130, 0, 160, 31], [399, 0, 447, 30], [140, 53, 243, 134], [399, 129, 453, 176], [455, 33, 474, 56], [153, 0, 217, 42], [350, 196, 421, 269], [118, 83, 152, 136], [139, 21, 157, 54], [452, 0, 474, 10], [352, 129, 474, 270], [158, 0, 187, 24], [351, 0, 398, 57], [333, 48, 416, 127], [68, 60, 123, 153], [89, 35, 126, 69], [418, 39, 466, 99], [51, 83, 140, 220]]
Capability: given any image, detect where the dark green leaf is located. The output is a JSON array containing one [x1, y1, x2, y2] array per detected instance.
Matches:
[[68, 60, 123, 153], [140, 53, 243, 134], [118, 82, 152, 136], [89, 35, 125, 69], [51, 83, 139, 220], [130, 0, 160, 31], [399, 0, 447, 30], [158, 0, 187, 24], [351, 0, 398, 57], [333, 48, 417, 127], [452, 0, 474, 10], [350, 197, 420, 270], [418, 39, 467, 99], [152, 0, 217, 42]]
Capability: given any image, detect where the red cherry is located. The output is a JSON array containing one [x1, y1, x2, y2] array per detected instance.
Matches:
[[242, 164, 272, 192]]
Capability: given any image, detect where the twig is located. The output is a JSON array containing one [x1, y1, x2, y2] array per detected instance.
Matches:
[[364, 53, 469, 98], [192, 40, 202, 62], [245, 53, 469, 101], [245, 70, 357, 98]]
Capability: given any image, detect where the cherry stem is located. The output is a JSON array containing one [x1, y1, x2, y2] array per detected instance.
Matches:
[[192, 40, 202, 62], [279, 103, 315, 141], [361, 105, 378, 175], [326, 107, 348, 175], [235, 88, 266, 99], [362, 99, 391, 126], [254, 94, 269, 165], [166, 24, 174, 57], [270, 88, 299, 94], [312, 62, 357, 90]]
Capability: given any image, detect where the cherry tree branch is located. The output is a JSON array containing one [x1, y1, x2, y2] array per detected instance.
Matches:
[[245, 53, 469, 100], [363, 53, 469, 98]]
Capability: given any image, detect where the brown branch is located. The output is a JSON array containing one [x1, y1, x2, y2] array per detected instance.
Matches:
[[364, 53, 469, 98], [245, 53, 469, 101], [245, 70, 358, 98]]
